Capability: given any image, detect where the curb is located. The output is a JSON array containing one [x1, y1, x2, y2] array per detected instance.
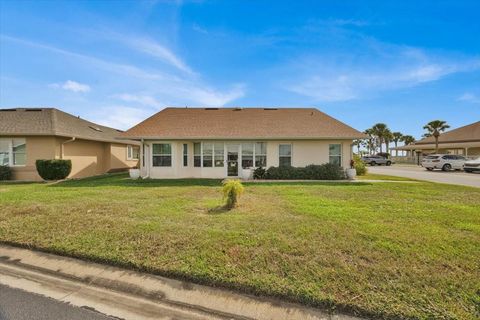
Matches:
[[0, 244, 362, 320]]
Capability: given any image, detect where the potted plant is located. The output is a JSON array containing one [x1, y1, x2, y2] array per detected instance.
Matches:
[[129, 166, 140, 179]]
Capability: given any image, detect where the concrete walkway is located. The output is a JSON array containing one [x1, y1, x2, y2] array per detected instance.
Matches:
[[369, 165, 480, 188], [0, 245, 361, 320]]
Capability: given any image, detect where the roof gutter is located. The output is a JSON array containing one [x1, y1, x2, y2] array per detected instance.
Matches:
[[60, 137, 76, 159]]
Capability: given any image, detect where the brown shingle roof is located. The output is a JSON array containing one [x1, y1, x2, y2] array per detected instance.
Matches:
[[416, 121, 480, 145], [0, 108, 138, 144], [121, 107, 366, 140]]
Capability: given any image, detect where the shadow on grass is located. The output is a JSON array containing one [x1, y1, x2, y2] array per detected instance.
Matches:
[[206, 205, 231, 214], [243, 181, 373, 187], [49, 173, 223, 188]]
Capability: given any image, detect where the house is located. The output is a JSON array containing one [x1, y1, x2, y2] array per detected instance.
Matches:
[[0, 108, 140, 180], [395, 121, 480, 158], [121, 107, 366, 179]]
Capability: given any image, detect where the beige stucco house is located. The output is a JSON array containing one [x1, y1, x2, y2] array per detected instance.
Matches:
[[395, 121, 480, 158], [0, 108, 140, 180], [121, 107, 366, 179]]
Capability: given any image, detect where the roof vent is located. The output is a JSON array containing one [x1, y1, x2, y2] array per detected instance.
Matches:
[[205, 108, 219, 110], [89, 126, 103, 132], [263, 108, 278, 110], [233, 107, 242, 111], [0, 109, 16, 112], [25, 109, 42, 112]]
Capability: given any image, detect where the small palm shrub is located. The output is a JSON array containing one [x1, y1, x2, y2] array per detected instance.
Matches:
[[36, 159, 72, 180], [353, 155, 367, 176], [0, 165, 12, 180], [253, 167, 266, 179], [222, 179, 245, 209]]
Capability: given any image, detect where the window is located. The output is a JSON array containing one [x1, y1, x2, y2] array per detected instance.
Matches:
[[279, 144, 291, 167], [183, 144, 188, 166], [241, 143, 254, 168], [214, 142, 224, 167], [255, 142, 267, 167], [0, 138, 26, 166], [194, 143, 201, 167], [152, 143, 171, 167], [329, 144, 342, 167], [127, 145, 139, 160], [202, 143, 213, 167]]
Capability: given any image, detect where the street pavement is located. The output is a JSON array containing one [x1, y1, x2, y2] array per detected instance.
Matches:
[[0, 284, 114, 320], [368, 165, 480, 188]]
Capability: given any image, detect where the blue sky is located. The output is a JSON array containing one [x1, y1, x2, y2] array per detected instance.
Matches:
[[1, 0, 479, 139]]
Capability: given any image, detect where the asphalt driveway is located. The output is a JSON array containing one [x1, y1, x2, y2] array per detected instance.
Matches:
[[369, 165, 480, 188]]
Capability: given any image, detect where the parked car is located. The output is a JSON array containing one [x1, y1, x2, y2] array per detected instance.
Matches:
[[421, 154, 467, 171], [463, 157, 480, 173], [361, 155, 392, 166]]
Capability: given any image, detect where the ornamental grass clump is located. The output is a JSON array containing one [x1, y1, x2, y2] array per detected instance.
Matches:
[[222, 179, 244, 209]]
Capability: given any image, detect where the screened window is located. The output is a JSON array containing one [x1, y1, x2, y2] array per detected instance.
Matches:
[[152, 143, 172, 167], [255, 142, 267, 167], [241, 143, 254, 169], [183, 144, 188, 166], [202, 143, 213, 167], [279, 144, 291, 167], [329, 144, 342, 167], [214, 142, 224, 167], [0, 138, 26, 166], [194, 143, 201, 167], [127, 145, 139, 160]]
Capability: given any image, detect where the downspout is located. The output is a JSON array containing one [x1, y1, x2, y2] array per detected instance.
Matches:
[[141, 138, 150, 179], [60, 137, 76, 159]]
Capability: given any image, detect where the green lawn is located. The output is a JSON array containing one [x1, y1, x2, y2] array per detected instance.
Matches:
[[0, 174, 479, 319]]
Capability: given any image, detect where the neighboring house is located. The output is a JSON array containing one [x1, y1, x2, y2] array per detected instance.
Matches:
[[121, 107, 366, 179], [395, 121, 480, 157], [0, 108, 140, 180]]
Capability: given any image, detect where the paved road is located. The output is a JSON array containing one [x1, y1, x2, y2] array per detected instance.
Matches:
[[369, 165, 480, 188], [0, 284, 114, 320]]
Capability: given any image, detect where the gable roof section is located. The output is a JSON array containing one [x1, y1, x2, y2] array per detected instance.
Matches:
[[121, 107, 366, 140], [0, 108, 138, 144], [415, 121, 480, 145]]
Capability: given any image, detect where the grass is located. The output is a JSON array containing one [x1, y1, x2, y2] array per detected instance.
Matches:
[[0, 173, 479, 319], [357, 173, 417, 181]]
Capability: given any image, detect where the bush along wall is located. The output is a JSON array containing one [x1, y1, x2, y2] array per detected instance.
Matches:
[[36, 159, 72, 180], [0, 165, 12, 180], [262, 163, 346, 180]]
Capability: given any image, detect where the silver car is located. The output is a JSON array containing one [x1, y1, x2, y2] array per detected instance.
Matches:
[[361, 155, 392, 166], [464, 157, 480, 173], [421, 154, 467, 171]]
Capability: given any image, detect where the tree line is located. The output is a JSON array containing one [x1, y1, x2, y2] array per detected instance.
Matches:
[[354, 120, 450, 156]]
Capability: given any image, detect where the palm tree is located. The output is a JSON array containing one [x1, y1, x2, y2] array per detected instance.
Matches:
[[364, 129, 376, 155], [423, 120, 450, 153], [392, 132, 403, 156], [370, 123, 390, 153], [352, 139, 361, 154], [384, 129, 393, 156], [400, 135, 415, 157]]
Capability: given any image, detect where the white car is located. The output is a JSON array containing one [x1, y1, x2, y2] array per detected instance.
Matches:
[[464, 157, 480, 173], [421, 154, 467, 171]]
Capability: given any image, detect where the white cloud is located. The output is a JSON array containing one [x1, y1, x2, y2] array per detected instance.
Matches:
[[50, 80, 91, 93], [90, 106, 155, 130], [112, 93, 163, 108], [285, 43, 480, 102], [458, 92, 480, 104]]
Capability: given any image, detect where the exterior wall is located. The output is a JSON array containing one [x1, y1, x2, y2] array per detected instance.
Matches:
[[9, 136, 58, 181], [108, 143, 139, 172], [62, 139, 108, 178], [143, 139, 353, 179]]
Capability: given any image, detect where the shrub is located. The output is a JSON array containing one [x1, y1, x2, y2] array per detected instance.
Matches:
[[253, 167, 266, 179], [264, 163, 345, 180], [0, 165, 12, 180], [36, 159, 72, 180], [353, 155, 367, 176], [222, 179, 245, 209]]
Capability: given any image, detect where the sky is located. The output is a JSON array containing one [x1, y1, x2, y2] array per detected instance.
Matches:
[[1, 0, 479, 140]]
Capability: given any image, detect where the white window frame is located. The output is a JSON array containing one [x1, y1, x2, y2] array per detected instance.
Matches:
[[152, 143, 172, 167], [0, 138, 26, 167], [254, 142, 267, 167], [127, 145, 139, 160], [329, 143, 342, 166], [183, 143, 188, 167], [278, 144, 292, 167]]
